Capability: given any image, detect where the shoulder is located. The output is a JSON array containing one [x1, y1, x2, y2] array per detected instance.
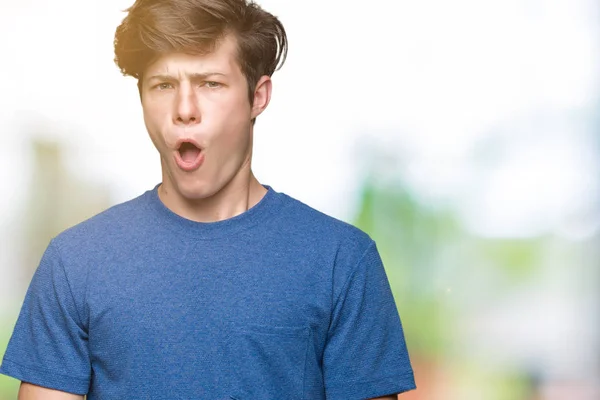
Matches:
[[50, 189, 151, 258], [273, 192, 376, 269], [272, 191, 386, 309], [277, 192, 372, 245]]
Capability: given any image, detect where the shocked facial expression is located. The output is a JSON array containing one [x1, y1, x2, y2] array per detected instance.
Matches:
[[140, 34, 271, 203]]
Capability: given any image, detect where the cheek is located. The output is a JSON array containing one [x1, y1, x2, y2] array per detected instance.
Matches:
[[214, 103, 251, 146], [143, 122, 163, 152], [142, 103, 173, 149], [215, 96, 252, 130], [216, 89, 251, 116], [213, 127, 252, 165]]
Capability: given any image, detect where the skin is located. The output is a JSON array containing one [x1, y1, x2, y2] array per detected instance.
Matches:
[[143, 34, 270, 223], [18, 382, 397, 400], [18, 384, 82, 399], [18, 34, 400, 400]]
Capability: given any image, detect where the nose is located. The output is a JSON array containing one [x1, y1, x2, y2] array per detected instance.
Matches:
[[174, 85, 200, 126]]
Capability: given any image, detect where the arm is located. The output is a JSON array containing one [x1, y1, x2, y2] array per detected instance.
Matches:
[[0, 242, 91, 396], [18, 382, 83, 400], [323, 241, 415, 399]]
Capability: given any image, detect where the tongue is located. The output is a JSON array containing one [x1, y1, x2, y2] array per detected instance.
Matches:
[[180, 146, 200, 163]]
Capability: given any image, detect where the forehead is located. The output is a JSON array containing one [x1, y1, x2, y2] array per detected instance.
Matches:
[[144, 35, 241, 78]]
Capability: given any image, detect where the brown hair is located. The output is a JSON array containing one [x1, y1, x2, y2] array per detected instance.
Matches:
[[113, 0, 288, 104]]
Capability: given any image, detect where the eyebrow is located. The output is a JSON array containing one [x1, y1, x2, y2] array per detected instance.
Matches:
[[146, 72, 226, 81]]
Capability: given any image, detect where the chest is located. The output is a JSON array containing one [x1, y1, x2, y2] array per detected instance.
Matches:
[[84, 245, 331, 398]]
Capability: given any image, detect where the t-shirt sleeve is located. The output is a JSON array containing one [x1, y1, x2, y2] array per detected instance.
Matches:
[[0, 240, 91, 394], [323, 241, 416, 400]]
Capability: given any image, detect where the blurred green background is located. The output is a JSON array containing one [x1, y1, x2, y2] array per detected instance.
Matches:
[[1, 0, 599, 399]]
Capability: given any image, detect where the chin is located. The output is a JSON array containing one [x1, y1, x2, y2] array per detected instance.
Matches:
[[174, 179, 220, 202], [176, 183, 212, 201]]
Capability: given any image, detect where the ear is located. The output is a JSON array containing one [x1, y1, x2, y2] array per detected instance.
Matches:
[[251, 75, 272, 119]]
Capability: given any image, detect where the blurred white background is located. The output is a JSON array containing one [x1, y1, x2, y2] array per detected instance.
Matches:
[[1, 0, 599, 398]]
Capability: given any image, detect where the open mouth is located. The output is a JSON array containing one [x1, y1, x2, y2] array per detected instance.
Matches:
[[178, 141, 201, 163], [175, 140, 204, 171]]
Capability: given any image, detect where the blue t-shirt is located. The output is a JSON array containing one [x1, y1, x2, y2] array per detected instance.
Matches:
[[1, 185, 415, 399]]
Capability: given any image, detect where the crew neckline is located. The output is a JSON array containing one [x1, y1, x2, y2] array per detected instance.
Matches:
[[144, 183, 282, 239]]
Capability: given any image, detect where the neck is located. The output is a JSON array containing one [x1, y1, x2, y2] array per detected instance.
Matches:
[[158, 165, 267, 223]]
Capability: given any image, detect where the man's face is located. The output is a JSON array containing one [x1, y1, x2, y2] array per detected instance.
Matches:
[[140, 35, 269, 202]]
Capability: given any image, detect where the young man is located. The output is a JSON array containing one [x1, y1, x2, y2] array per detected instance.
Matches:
[[1, 0, 416, 398]]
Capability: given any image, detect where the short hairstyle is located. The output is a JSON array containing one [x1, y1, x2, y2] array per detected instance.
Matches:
[[113, 0, 288, 103]]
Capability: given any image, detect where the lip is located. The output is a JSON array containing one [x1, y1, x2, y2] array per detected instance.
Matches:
[[175, 138, 203, 150], [174, 139, 205, 172]]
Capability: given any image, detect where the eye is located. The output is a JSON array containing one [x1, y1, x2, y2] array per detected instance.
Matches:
[[155, 82, 174, 90], [204, 81, 222, 88]]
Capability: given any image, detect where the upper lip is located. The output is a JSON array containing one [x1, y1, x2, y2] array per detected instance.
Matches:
[[174, 138, 203, 151]]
